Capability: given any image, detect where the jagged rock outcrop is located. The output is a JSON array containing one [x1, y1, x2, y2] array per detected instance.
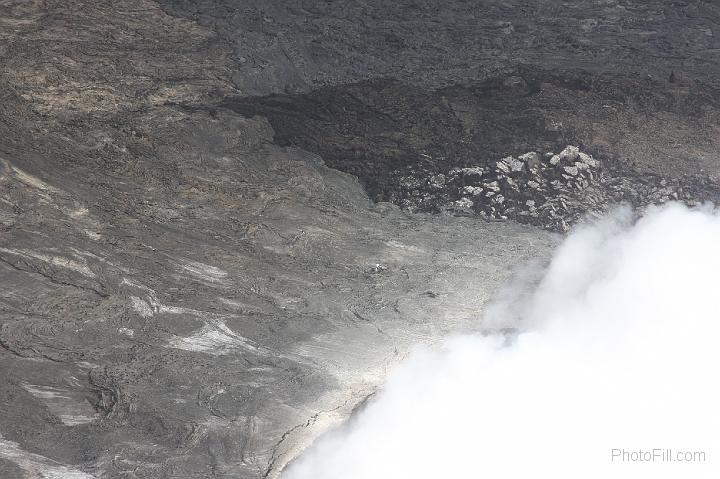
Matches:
[[390, 146, 720, 230]]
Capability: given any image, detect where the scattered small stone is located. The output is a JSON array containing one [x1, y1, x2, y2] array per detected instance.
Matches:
[[455, 197, 474, 208], [388, 145, 714, 232], [563, 166, 579, 176], [429, 174, 446, 189], [559, 145, 580, 162], [578, 152, 599, 168], [463, 185, 483, 196], [518, 151, 541, 171], [508, 157, 525, 172], [457, 167, 484, 183], [486, 181, 500, 191], [369, 263, 388, 273], [496, 159, 511, 173]]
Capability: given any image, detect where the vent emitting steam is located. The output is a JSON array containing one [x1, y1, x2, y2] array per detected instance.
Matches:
[[283, 203, 719, 479]]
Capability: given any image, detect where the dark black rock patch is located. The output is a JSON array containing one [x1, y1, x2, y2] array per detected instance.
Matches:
[[222, 71, 720, 231]]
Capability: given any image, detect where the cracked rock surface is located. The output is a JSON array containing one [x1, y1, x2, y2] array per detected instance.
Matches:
[[391, 145, 720, 231], [2, 1, 720, 478], [0, 92, 558, 478]]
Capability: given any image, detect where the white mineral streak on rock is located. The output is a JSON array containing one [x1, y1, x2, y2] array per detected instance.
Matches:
[[130, 296, 154, 318], [0, 248, 96, 277], [68, 207, 89, 218], [83, 229, 102, 240], [168, 320, 261, 355], [124, 278, 266, 355], [118, 327, 135, 338], [0, 434, 95, 478], [21, 384, 99, 426], [180, 260, 230, 284], [23, 385, 71, 400], [57, 415, 97, 426], [1, 159, 58, 193]]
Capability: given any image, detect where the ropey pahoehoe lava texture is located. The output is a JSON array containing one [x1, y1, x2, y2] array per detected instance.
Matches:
[[1, 1, 720, 478]]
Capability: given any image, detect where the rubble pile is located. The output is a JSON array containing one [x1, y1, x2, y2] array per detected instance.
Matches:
[[389, 146, 714, 231]]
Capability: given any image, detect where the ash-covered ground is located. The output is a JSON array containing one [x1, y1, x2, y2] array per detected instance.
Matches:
[[2, 1, 720, 478]]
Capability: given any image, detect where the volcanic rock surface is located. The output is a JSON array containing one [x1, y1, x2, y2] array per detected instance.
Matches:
[[390, 145, 720, 230], [1, 1, 720, 478]]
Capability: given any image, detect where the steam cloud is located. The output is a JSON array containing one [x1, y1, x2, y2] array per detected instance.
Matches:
[[282, 203, 719, 479]]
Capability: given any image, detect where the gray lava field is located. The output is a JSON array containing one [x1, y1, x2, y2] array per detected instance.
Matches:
[[2, 1, 720, 478]]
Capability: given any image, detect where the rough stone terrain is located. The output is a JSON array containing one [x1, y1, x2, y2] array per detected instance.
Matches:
[[0, 97, 558, 478], [1, 1, 720, 478], [390, 145, 720, 231], [227, 73, 720, 203], [158, 0, 720, 96]]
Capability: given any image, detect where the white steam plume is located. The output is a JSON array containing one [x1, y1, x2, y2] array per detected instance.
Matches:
[[283, 203, 720, 479]]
